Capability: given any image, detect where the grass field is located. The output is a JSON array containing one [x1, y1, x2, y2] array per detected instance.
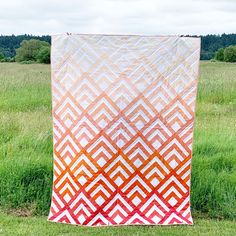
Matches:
[[0, 62, 235, 234], [0, 211, 235, 236]]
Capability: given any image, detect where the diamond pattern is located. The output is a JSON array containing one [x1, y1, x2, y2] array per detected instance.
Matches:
[[48, 34, 200, 226]]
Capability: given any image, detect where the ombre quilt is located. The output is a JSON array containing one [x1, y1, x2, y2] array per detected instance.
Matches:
[[48, 34, 200, 226]]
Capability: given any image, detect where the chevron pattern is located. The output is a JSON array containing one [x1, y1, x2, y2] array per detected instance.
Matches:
[[48, 34, 200, 226]]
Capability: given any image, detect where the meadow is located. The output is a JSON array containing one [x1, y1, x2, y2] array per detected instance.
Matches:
[[0, 62, 235, 234]]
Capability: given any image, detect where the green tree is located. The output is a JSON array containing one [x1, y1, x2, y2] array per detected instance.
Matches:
[[15, 39, 50, 63], [214, 48, 224, 61], [224, 45, 236, 62], [36, 46, 50, 64]]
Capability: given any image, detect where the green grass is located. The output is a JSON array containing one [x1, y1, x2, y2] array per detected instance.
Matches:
[[192, 61, 236, 219], [0, 63, 52, 215], [0, 61, 235, 223], [0, 211, 235, 236]]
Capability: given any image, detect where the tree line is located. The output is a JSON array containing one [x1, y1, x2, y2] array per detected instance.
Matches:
[[0, 33, 236, 63], [0, 34, 50, 57], [0, 35, 51, 63], [199, 33, 236, 60]]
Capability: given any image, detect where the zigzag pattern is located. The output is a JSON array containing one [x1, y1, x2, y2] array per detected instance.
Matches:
[[48, 34, 200, 226]]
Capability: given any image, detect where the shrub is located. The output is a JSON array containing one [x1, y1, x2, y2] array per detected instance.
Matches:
[[3, 57, 14, 63], [9, 57, 15, 63], [0, 57, 15, 63], [214, 48, 224, 61], [0, 52, 4, 60], [224, 45, 236, 62]]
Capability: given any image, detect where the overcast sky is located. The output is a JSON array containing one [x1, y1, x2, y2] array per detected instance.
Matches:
[[0, 0, 235, 36]]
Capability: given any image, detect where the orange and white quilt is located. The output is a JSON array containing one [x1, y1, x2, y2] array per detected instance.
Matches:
[[48, 34, 200, 226]]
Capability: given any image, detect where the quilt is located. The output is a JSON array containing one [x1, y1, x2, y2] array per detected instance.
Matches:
[[48, 34, 200, 226]]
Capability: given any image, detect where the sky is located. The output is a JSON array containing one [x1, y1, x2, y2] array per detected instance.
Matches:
[[0, 0, 235, 36]]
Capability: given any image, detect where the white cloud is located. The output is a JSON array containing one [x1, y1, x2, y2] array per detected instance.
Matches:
[[0, 0, 235, 35]]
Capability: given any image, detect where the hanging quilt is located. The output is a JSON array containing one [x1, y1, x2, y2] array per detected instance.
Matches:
[[48, 34, 200, 226]]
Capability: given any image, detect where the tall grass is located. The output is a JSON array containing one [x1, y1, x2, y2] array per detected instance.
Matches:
[[0, 63, 52, 215], [0, 62, 235, 218], [192, 61, 236, 219]]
